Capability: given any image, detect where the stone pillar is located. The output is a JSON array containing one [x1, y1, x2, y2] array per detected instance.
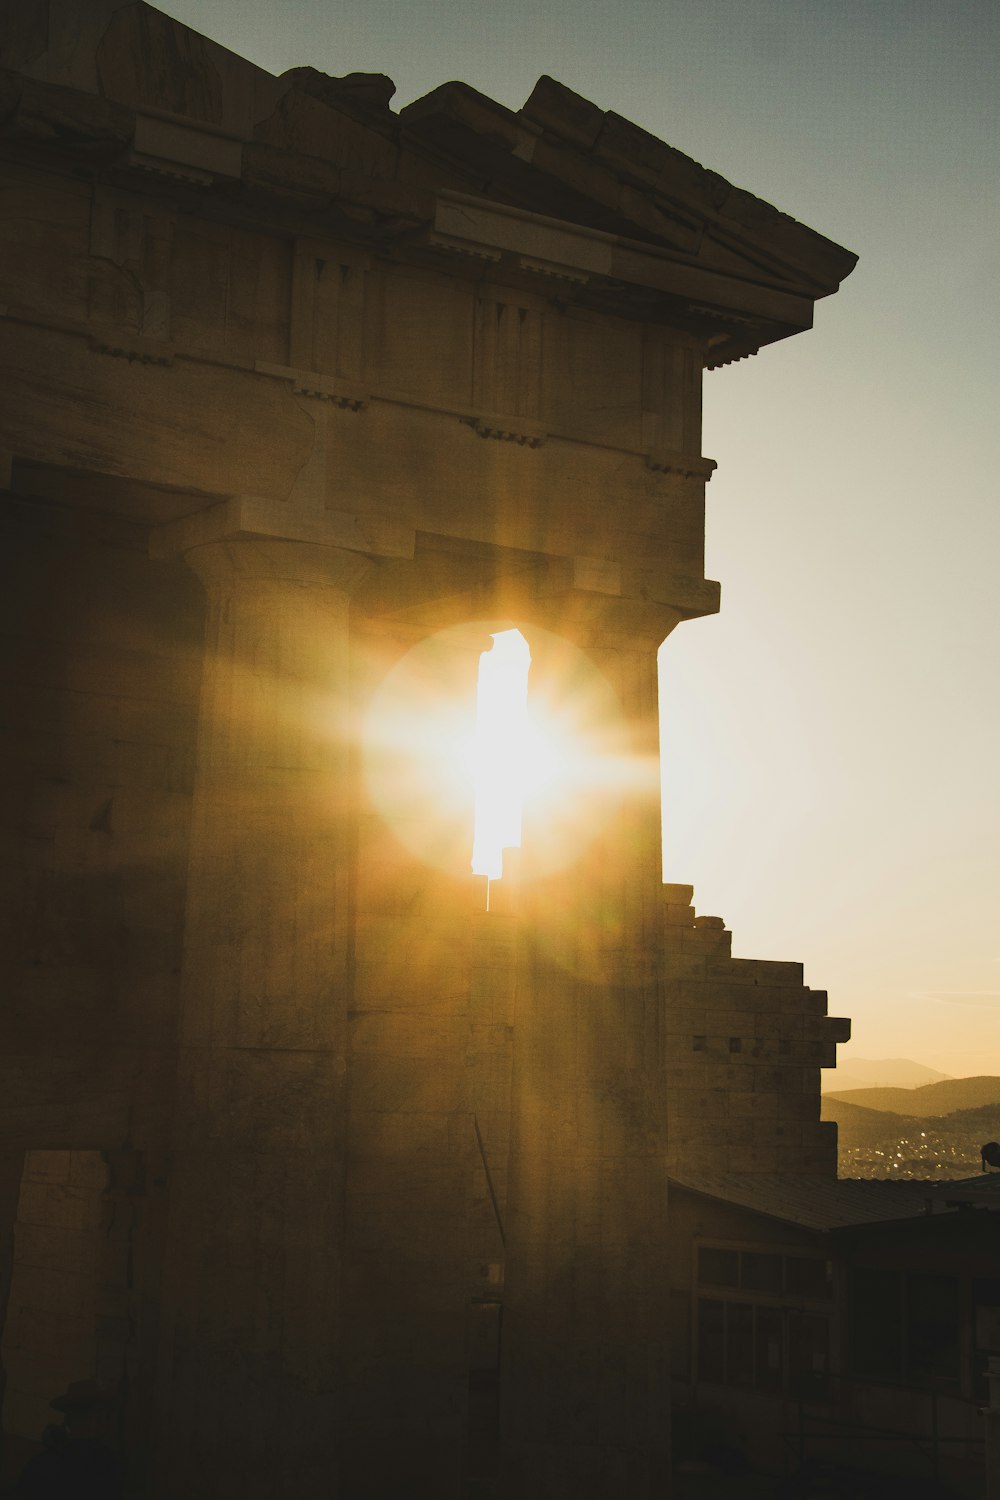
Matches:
[[343, 622, 499, 1499], [501, 626, 671, 1499], [155, 538, 368, 1499]]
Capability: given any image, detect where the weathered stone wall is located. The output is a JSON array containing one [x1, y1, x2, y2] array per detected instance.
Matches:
[[661, 885, 848, 1174], [0, 500, 198, 1479], [1, 1150, 108, 1446], [0, 502, 201, 1152], [0, 6, 857, 1493]]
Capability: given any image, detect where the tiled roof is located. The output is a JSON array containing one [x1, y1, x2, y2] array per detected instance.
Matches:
[[667, 1171, 1000, 1232]]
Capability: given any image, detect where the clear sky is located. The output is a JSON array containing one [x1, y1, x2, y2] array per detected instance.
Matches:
[[159, 0, 1000, 1079]]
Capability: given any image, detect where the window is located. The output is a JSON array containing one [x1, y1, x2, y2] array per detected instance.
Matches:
[[698, 1247, 739, 1288], [849, 1265, 960, 1386], [696, 1298, 826, 1397], [973, 1277, 1000, 1401], [786, 1255, 833, 1301], [849, 1266, 902, 1379], [906, 1272, 959, 1382], [755, 1306, 784, 1392], [694, 1244, 832, 1400], [670, 1289, 692, 1378], [698, 1297, 725, 1383], [742, 1252, 783, 1296], [790, 1311, 830, 1402]]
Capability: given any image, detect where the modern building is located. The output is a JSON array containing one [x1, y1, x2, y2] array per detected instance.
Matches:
[[668, 1171, 1000, 1497]]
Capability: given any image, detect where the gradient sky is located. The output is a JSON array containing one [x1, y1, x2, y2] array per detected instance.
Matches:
[[159, 0, 1000, 1079]]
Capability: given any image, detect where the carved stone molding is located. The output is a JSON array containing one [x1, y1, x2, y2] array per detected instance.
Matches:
[[464, 416, 547, 448], [689, 303, 760, 327], [288, 239, 369, 379], [426, 232, 502, 263], [131, 113, 243, 181], [472, 291, 543, 422], [125, 151, 213, 185], [645, 450, 717, 481], [518, 255, 589, 285], [253, 361, 368, 409], [87, 329, 175, 365]]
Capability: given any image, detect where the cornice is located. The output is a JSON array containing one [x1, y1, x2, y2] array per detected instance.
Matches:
[[0, 58, 839, 358]]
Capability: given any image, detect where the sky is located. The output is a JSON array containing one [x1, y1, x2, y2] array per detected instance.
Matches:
[[159, 0, 1000, 1079]]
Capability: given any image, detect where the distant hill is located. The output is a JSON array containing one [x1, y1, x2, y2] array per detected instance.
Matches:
[[822, 1057, 952, 1093], [822, 1098, 920, 1147], [822, 1092, 1000, 1178], [824, 1075, 1000, 1117]]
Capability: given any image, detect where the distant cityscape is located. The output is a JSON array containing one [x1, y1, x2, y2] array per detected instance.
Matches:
[[822, 1060, 1000, 1179]]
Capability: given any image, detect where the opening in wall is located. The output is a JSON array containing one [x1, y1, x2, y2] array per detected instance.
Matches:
[[362, 621, 626, 903], [471, 629, 531, 885]]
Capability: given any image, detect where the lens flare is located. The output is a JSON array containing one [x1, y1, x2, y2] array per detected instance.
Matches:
[[362, 622, 639, 887]]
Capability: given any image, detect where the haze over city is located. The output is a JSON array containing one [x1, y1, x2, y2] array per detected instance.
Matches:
[[156, 0, 1000, 1080]]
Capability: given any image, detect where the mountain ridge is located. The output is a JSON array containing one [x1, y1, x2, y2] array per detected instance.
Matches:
[[822, 1057, 951, 1093], [824, 1075, 1000, 1117]]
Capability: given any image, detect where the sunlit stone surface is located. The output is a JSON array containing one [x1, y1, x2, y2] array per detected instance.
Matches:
[[0, 4, 855, 1495]]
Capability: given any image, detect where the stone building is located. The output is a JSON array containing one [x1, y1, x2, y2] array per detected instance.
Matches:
[[0, 3, 853, 1495]]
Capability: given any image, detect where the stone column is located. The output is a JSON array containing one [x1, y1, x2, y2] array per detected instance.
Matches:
[[155, 538, 368, 1499], [343, 622, 492, 1499], [501, 624, 671, 1500]]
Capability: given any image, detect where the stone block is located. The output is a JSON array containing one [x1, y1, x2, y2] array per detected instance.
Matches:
[[726, 1092, 779, 1120], [3, 1383, 61, 1443], [776, 1092, 820, 1122], [173, 1047, 343, 1152], [668, 926, 731, 955], [15, 1181, 105, 1234], [67, 1151, 108, 1191], [742, 984, 808, 1013], [352, 958, 470, 1013], [660, 955, 709, 982], [669, 1087, 730, 1118], [754, 1012, 803, 1040], [21, 1150, 72, 1186], [660, 883, 694, 906], [752, 1066, 801, 1094], [708, 958, 804, 987], [349, 1049, 468, 1115], [751, 1120, 802, 1148]]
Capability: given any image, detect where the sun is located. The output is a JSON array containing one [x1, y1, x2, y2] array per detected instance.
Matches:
[[361, 622, 629, 891], [471, 627, 579, 881], [471, 628, 629, 886]]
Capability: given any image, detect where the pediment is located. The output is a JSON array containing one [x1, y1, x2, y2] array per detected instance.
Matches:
[[2, 0, 856, 361], [399, 76, 856, 305]]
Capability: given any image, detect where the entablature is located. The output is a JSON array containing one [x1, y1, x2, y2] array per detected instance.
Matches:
[[0, 0, 856, 369]]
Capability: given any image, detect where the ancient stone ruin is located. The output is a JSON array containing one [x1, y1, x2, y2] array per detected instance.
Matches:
[[0, 3, 853, 1494]]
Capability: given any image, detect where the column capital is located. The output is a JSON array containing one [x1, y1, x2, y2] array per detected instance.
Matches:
[[179, 535, 371, 594], [149, 493, 414, 578]]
